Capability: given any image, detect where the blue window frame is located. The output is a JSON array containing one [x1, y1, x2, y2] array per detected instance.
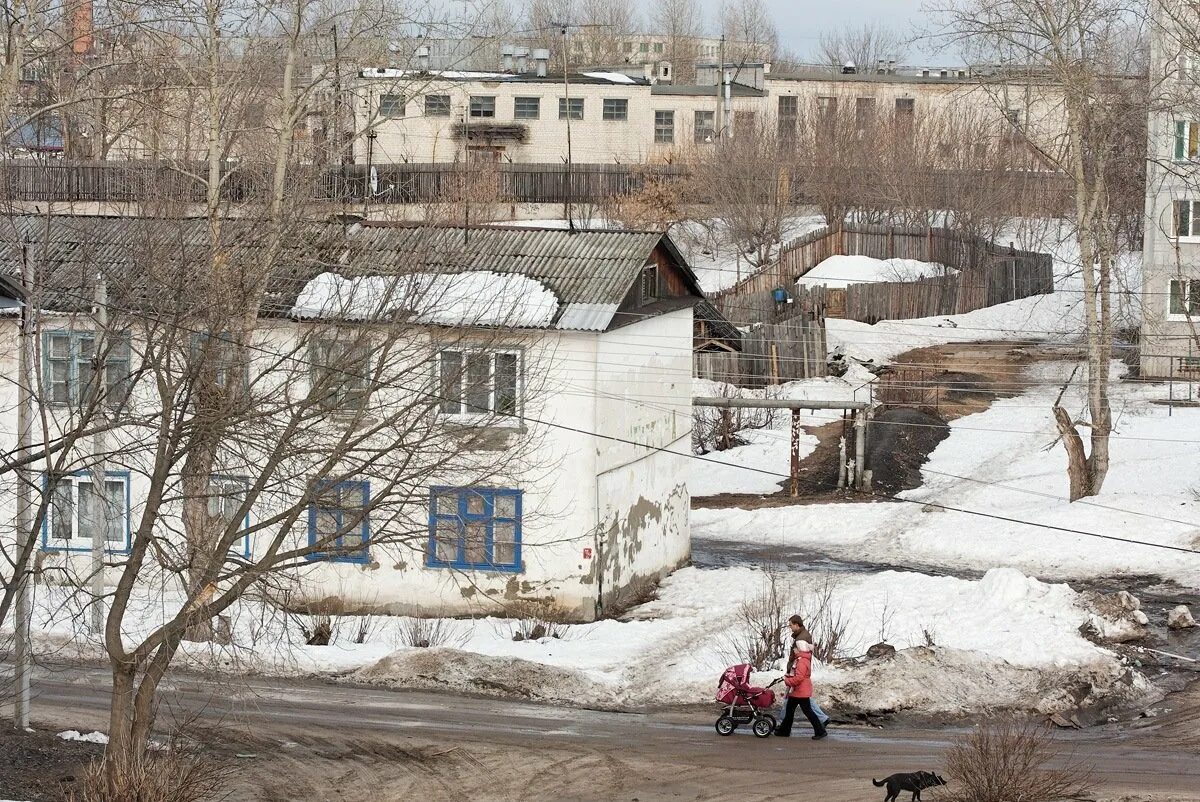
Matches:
[[41, 470, 132, 553], [427, 487, 522, 572], [44, 330, 131, 406], [208, 475, 252, 558], [307, 480, 370, 563]]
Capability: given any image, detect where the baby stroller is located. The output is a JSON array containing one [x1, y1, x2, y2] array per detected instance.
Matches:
[[714, 663, 782, 738]]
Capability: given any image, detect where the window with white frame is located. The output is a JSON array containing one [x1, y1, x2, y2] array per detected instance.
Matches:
[[307, 480, 370, 563], [378, 94, 405, 118], [438, 349, 520, 418], [469, 96, 496, 118], [428, 487, 521, 571], [1169, 279, 1200, 318], [559, 97, 584, 120], [45, 331, 131, 407], [654, 110, 674, 143], [45, 472, 128, 551], [514, 96, 540, 119], [1176, 120, 1200, 161], [310, 337, 371, 411], [602, 98, 628, 121], [208, 476, 251, 557], [1174, 200, 1200, 238], [426, 94, 451, 116]]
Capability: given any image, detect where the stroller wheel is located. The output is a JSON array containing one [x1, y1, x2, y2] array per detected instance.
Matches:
[[715, 714, 737, 736], [752, 716, 775, 738]]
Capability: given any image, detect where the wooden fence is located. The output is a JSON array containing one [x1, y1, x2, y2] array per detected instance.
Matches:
[[711, 224, 1054, 326], [693, 289, 827, 388]]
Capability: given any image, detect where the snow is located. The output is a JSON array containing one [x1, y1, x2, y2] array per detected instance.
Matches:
[[580, 71, 638, 83], [291, 271, 559, 328], [57, 730, 109, 744], [360, 68, 510, 80], [489, 218, 621, 231], [797, 255, 957, 289], [690, 428, 818, 496], [671, 216, 826, 294]]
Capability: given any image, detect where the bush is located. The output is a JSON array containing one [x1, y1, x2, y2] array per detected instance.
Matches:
[[798, 571, 851, 663], [600, 575, 660, 620], [945, 718, 1093, 802], [398, 616, 467, 649], [71, 748, 223, 802], [717, 566, 789, 671], [505, 600, 572, 641]]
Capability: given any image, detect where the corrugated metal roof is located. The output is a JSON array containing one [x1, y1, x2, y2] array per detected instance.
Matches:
[[0, 217, 701, 332]]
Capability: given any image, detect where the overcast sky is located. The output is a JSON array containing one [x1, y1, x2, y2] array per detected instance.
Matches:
[[697, 0, 940, 63]]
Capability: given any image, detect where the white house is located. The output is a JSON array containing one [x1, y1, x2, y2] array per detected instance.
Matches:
[[0, 218, 702, 621]]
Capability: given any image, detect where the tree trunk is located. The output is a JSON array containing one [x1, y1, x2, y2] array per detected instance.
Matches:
[[1053, 405, 1090, 501]]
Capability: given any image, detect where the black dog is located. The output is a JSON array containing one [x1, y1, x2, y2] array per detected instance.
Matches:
[[871, 771, 948, 802]]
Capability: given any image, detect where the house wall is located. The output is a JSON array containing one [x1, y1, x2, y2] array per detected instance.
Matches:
[[592, 307, 692, 613], [0, 305, 692, 622], [1142, 12, 1200, 379]]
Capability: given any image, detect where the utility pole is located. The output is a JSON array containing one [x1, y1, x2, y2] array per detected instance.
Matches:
[[362, 130, 376, 219], [330, 23, 343, 198], [13, 243, 34, 730], [88, 271, 108, 635], [557, 21, 575, 232]]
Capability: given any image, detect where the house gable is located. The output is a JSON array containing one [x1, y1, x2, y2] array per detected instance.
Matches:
[[608, 238, 703, 331]]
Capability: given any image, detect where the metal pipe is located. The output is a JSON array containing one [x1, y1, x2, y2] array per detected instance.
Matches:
[[693, 396, 870, 410]]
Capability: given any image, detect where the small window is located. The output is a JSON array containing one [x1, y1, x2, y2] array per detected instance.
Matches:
[[623, 42, 633, 53], [307, 480, 370, 563], [514, 96, 540, 119], [817, 96, 838, 115], [895, 97, 915, 117], [1175, 200, 1200, 238], [378, 94, 405, 118], [428, 487, 522, 571], [1169, 279, 1200, 317], [640, 265, 659, 304], [310, 338, 371, 411], [694, 110, 716, 143], [208, 476, 251, 557], [639, 42, 649, 53], [559, 97, 584, 120], [654, 42, 664, 54], [1179, 356, 1200, 373], [469, 95, 496, 118], [778, 96, 798, 118], [855, 97, 876, 129], [192, 332, 248, 393], [43, 472, 129, 552], [44, 331, 131, 407], [654, 110, 674, 144], [1176, 120, 1200, 161], [425, 94, 451, 117], [438, 349, 521, 418], [602, 98, 628, 121]]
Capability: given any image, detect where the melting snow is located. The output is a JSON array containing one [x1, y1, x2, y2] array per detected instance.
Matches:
[[292, 271, 559, 328], [797, 255, 957, 289], [57, 730, 109, 744]]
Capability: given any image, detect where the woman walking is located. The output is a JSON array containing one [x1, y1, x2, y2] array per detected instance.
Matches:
[[785, 615, 831, 728], [776, 616, 828, 739]]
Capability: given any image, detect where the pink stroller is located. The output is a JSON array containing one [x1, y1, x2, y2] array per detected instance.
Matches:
[[714, 663, 782, 738]]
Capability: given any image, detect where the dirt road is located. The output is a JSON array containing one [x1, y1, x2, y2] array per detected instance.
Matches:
[[14, 665, 1200, 802]]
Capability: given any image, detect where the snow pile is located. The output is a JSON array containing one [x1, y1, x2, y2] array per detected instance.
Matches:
[[580, 71, 638, 84], [57, 730, 109, 744], [291, 271, 559, 327], [797, 255, 957, 289]]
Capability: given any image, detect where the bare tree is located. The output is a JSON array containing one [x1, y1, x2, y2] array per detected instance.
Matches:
[[935, 0, 1145, 499], [818, 22, 908, 73], [720, 0, 777, 63], [647, 0, 701, 83]]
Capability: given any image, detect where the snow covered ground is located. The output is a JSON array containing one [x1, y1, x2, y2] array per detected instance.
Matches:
[[671, 216, 826, 294], [797, 255, 957, 288]]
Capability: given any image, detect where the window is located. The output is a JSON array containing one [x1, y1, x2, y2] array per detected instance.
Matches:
[[428, 487, 521, 571], [1174, 200, 1200, 238], [307, 480, 369, 563], [1169, 279, 1200, 317], [1179, 55, 1198, 83], [602, 98, 628, 121], [469, 95, 496, 118], [1180, 356, 1200, 373], [654, 110, 674, 143], [43, 472, 129, 552], [694, 110, 716, 143], [640, 265, 659, 304], [44, 331, 131, 407], [191, 332, 247, 392], [895, 97, 915, 117], [624, 42, 634, 54], [654, 42, 664, 54], [208, 476, 251, 557], [310, 338, 370, 411], [639, 42, 649, 53], [378, 94, 405, 119], [1176, 120, 1200, 161], [425, 94, 451, 117], [855, 97, 876, 130], [514, 96, 540, 119], [559, 97, 584, 120], [438, 349, 520, 418], [816, 96, 838, 116], [778, 96, 797, 141]]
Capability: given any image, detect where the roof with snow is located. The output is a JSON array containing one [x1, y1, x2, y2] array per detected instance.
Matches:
[[0, 216, 701, 332], [358, 67, 651, 86]]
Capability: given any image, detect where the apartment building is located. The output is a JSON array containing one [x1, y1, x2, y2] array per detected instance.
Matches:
[[1141, 4, 1200, 378]]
